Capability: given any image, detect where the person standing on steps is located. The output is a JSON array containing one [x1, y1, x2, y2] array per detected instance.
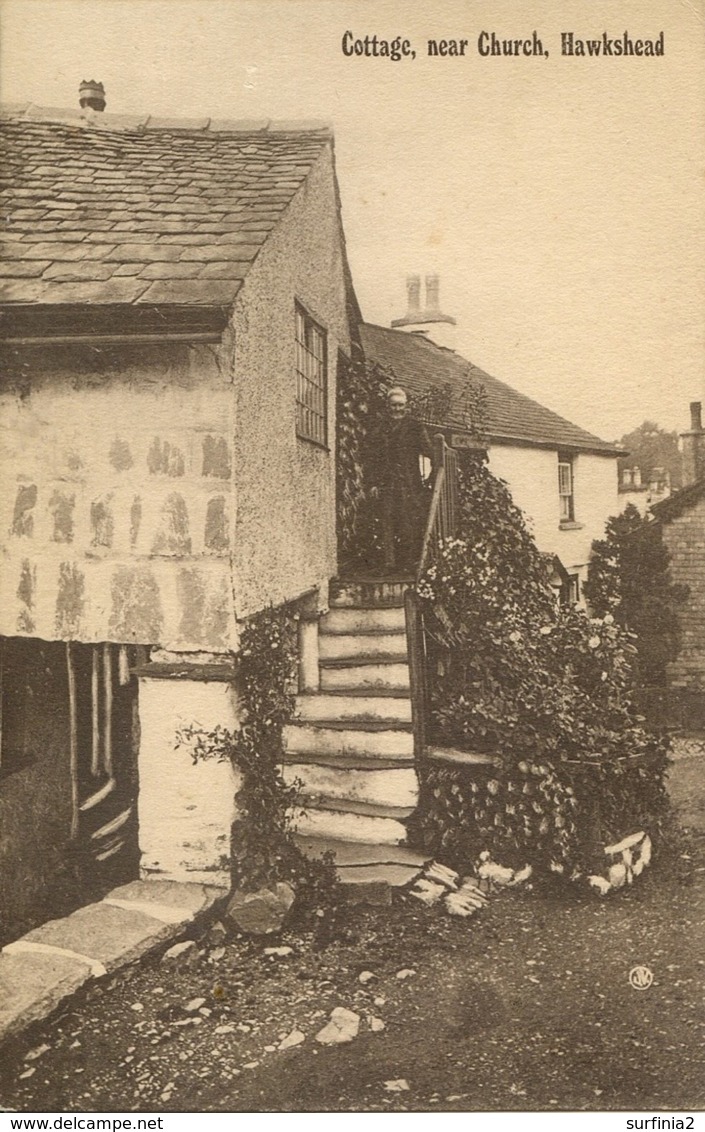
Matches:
[[369, 386, 434, 574]]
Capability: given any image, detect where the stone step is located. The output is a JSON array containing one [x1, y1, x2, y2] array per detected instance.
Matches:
[[311, 797, 416, 820], [281, 751, 413, 771], [320, 606, 406, 636], [292, 807, 408, 845], [295, 693, 411, 726], [283, 723, 414, 761], [293, 719, 412, 733], [319, 632, 408, 663], [329, 578, 410, 609], [320, 662, 410, 694], [284, 762, 418, 810], [293, 836, 427, 869]]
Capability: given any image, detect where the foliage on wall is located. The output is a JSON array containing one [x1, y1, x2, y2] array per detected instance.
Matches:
[[335, 349, 392, 573], [414, 451, 671, 874], [583, 503, 688, 687], [336, 348, 487, 572]]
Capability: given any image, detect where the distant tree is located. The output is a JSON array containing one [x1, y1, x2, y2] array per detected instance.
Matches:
[[618, 420, 682, 490], [584, 503, 688, 686]]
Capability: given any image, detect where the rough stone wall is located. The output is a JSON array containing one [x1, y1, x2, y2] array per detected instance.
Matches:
[[231, 145, 350, 618], [662, 494, 705, 693], [0, 640, 78, 945], [487, 444, 619, 582], [0, 342, 236, 652], [1, 146, 351, 644]]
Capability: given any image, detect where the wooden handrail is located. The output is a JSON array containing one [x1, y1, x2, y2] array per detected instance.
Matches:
[[407, 434, 460, 762], [416, 433, 458, 584]]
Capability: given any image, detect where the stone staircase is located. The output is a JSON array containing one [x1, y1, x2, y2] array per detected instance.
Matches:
[[284, 578, 427, 890]]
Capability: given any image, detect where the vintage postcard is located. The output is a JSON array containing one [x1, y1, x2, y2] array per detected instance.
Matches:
[[0, 0, 703, 1122]]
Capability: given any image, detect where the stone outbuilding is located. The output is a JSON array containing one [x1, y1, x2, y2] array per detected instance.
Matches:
[[0, 91, 359, 941]]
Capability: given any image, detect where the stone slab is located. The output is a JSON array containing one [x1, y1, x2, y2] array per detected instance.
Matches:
[[105, 879, 223, 921], [338, 863, 424, 888], [19, 902, 187, 974], [0, 949, 92, 1044], [329, 579, 410, 609], [427, 746, 500, 768], [0, 881, 225, 1046], [295, 836, 427, 869]]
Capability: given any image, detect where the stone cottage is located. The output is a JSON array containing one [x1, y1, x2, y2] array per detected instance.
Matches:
[[0, 87, 359, 940], [651, 402, 705, 729], [361, 274, 623, 604]]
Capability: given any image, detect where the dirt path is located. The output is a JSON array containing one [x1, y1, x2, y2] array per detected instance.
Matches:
[[1, 757, 703, 1114]]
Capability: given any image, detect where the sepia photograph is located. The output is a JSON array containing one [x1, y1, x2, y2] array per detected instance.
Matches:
[[0, 0, 703, 1120]]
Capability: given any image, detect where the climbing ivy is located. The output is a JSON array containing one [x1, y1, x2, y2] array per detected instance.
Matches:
[[336, 349, 487, 572], [336, 349, 393, 573]]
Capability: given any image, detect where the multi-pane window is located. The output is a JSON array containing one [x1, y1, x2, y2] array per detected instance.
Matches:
[[558, 455, 575, 522], [295, 304, 327, 446]]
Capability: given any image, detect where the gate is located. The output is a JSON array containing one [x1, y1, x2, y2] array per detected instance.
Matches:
[[66, 642, 142, 889]]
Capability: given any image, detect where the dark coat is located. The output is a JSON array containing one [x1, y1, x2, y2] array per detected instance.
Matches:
[[369, 413, 434, 570], [370, 414, 433, 499]]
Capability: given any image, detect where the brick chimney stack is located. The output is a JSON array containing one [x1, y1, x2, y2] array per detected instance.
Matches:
[[79, 80, 106, 112], [681, 401, 704, 486]]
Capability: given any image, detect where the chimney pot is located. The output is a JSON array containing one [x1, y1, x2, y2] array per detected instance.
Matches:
[[425, 273, 440, 313], [79, 80, 106, 112], [690, 401, 702, 432], [406, 275, 421, 315]]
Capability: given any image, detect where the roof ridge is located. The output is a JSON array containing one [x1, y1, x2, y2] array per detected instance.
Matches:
[[0, 104, 333, 135], [360, 321, 620, 454], [651, 477, 705, 523]]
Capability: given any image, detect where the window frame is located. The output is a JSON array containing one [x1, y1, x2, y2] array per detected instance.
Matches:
[[294, 302, 328, 449], [558, 453, 575, 524], [560, 573, 581, 607]]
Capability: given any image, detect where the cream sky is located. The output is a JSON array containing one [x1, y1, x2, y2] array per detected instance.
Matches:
[[1, 0, 703, 442]]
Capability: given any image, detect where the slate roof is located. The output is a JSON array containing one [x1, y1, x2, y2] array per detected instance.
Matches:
[[0, 105, 332, 320], [651, 478, 705, 524], [360, 322, 621, 456]]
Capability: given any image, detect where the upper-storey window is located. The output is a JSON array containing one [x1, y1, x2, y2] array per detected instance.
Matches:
[[558, 454, 575, 523], [295, 304, 327, 447]]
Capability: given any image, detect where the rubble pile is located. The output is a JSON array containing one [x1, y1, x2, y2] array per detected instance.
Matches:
[[588, 831, 652, 895], [407, 855, 532, 918]]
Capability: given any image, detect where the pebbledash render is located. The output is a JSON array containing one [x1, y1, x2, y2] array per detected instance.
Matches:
[[0, 91, 358, 940]]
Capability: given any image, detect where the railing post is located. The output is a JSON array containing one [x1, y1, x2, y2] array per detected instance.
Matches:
[[408, 433, 460, 763], [404, 588, 428, 761]]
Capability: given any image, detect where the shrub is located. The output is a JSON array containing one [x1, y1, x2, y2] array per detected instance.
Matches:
[[414, 451, 671, 874], [583, 503, 688, 686]]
